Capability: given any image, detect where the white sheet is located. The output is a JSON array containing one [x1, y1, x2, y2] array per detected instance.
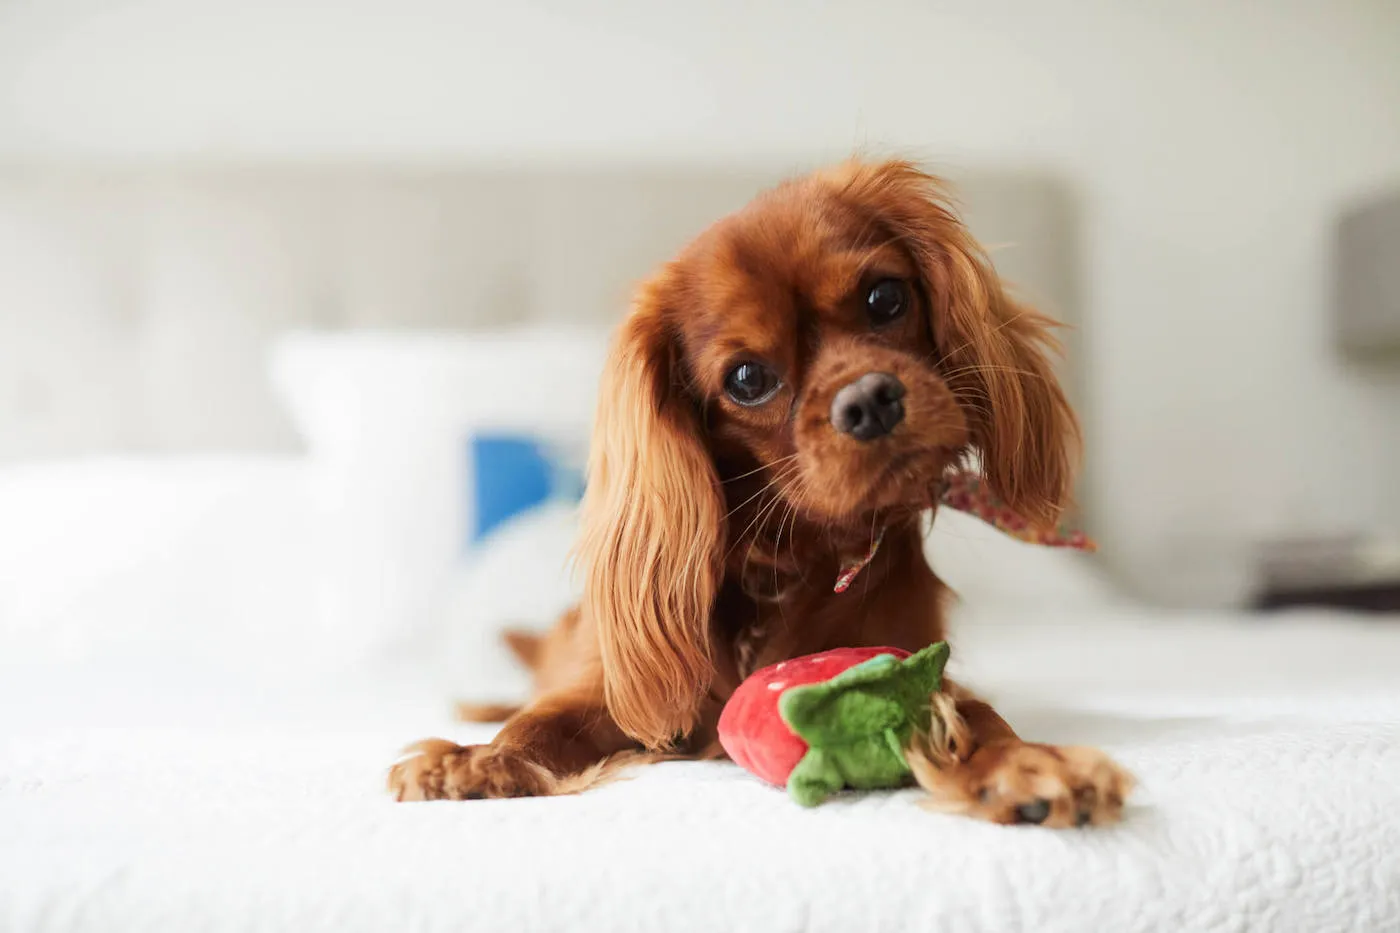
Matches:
[[4, 611, 1400, 933], [3, 459, 1399, 932]]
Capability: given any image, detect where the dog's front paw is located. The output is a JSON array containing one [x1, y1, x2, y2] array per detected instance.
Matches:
[[910, 739, 1133, 827], [388, 739, 554, 801]]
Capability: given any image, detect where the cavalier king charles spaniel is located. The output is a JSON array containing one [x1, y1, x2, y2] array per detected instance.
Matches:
[[389, 159, 1132, 827]]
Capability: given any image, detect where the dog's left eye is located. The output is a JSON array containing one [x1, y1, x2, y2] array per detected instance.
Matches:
[[866, 278, 908, 325], [724, 361, 782, 407]]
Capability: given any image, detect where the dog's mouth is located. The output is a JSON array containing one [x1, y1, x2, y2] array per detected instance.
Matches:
[[876, 448, 927, 483], [824, 444, 954, 522]]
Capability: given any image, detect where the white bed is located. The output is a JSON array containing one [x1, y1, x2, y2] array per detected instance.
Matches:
[[2, 165, 1398, 931], [3, 459, 1399, 933]]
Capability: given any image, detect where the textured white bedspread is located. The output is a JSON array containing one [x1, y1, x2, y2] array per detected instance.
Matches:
[[4, 612, 1400, 933]]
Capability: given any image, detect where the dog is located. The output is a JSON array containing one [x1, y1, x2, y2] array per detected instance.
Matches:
[[389, 159, 1132, 826]]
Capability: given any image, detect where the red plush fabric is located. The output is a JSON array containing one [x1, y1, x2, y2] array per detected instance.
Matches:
[[717, 646, 910, 787]]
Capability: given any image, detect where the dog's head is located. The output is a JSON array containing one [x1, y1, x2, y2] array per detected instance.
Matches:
[[578, 160, 1078, 748]]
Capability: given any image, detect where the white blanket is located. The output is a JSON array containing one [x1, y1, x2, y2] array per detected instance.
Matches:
[[4, 612, 1400, 933], [3, 459, 1399, 931]]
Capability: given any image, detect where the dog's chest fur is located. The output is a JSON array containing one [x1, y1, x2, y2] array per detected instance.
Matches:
[[715, 519, 946, 688]]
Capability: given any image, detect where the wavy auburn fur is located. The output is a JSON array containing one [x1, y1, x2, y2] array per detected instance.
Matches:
[[826, 160, 1079, 526], [388, 159, 1132, 823], [575, 270, 723, 749]]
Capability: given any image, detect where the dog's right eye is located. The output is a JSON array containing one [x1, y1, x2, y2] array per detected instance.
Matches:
[[724, 361, 781, 407], [865, 278, 908, 326]]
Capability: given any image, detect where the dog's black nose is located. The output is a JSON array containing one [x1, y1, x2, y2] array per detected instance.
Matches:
[[830, 373, 906, 441]]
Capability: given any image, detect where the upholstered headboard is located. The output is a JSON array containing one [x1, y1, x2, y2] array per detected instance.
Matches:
[[0, 163, 1080, 461]]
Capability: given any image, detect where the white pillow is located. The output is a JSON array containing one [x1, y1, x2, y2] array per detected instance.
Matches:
[[925, 506, 1125, 613], [433, 500, 581, 703], [269, 329, 608, 663]]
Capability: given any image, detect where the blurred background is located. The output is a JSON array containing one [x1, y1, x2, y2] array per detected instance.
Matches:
[[7, 8, 1400, 925], [1, 0, 1399, 683]]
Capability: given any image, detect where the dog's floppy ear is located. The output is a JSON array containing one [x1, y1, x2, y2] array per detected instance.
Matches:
[[834, 160, 1079, 526], [575, 268, 723, 749]]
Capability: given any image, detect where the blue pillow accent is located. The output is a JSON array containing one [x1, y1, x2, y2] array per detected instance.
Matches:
[[467, 433, 584, 546]]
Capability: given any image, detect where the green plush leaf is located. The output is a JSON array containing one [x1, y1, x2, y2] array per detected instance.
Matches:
[[779, 666, 908, 745], [779, 643, 949, 745], [787, 748, 846, 807], [786, 733, 924, 806], [898, 642, 952, 697]]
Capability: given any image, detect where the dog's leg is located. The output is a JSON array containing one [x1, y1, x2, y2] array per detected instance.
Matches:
[[389, 680, 640, 801], [907, 685, 1134, 827], [453, 702, 522, 723], [502, 629, 543, 669]]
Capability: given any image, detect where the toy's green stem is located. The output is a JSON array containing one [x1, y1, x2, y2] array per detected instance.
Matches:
[[778, 644, 951, 806]]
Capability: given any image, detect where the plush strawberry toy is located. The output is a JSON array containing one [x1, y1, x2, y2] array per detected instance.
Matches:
[[718, 644, 950, 806]]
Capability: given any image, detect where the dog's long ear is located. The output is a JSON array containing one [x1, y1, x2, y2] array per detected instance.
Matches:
[[835, 160, 1079, 526], [575, 268, 723, 750], [951, 290, 1079, 528]]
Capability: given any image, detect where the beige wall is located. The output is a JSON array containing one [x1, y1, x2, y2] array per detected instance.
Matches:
[[2, 0, 1399, 604]]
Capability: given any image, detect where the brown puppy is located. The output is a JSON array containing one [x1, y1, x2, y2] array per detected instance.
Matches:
[[390, 160, 1131, 826]]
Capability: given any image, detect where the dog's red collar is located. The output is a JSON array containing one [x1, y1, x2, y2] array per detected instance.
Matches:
[[834, 530, 885, 593]]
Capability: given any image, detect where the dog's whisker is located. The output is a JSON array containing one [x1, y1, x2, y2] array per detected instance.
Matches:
[[933, 308, 1033, 368], [723, 460, 802, 520], [937, 363, 1050, 384], [740, 487, 792, 581], [726, 462, 804, 559], [729, 475, 798, 552], [721, 453, 799, 485]]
